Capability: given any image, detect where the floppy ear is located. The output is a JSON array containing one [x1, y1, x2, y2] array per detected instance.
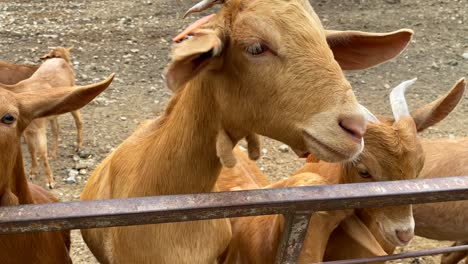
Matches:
[[40, 50, 54, 60], [337, 215, 388, 257], [411, 78, 465, 132], [18, 74, 115, 123], [326, 29, 413, 70], [164, 29, 223, 92]]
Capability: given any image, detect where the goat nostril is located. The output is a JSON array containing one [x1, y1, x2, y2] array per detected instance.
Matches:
[[396, 230, 414, 244], [339, 116, 366, 142]]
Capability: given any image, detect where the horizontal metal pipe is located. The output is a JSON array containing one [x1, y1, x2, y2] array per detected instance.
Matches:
[[0, 176, 467, 234], [320, 244, 468, 264]]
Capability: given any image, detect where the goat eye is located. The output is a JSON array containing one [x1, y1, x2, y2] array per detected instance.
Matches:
[[359, 169, 372, 179], [245, 43, 268, 56], [1, 114, 16, 125]]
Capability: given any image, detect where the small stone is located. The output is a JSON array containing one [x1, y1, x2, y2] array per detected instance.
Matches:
[[72, 155, 80, 162], [462, 53, 468, 59], [75, 159, 95, 170], [431, 62, 440, 70], [120, 116, 127, 121], [447, 60, 458, 66], [68, 169, 79, 178], [78, 150, 92, 159], [261, 148, 268, 155], [65, 170, 78, 184], [64, 176, 76, 184], [79, 169, 87, 175], [130, 49, 139, 53], [384, 84, 390, 89], [278, 144, 289, 153]]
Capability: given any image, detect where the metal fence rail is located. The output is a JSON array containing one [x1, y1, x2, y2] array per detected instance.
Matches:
[[1, 176, 468, 263]]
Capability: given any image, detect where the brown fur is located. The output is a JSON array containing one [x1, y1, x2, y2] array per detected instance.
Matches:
[[0, 61, 38, 85], [217, 75, 447, 264], [217, 148, 384, 263], [80, 0, 412, 262], [0, 74, 114, 264], [0, 47, 83, 188], [317, 79, 466, 262], [409, 81, 468, 263]]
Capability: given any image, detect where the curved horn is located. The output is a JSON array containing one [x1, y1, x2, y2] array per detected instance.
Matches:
[[389, 78, 417, 121], [359, 104, 380, 123], [184, 0, 225, 18]]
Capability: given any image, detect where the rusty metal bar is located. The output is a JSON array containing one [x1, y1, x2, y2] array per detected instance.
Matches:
[[275, 213, 312, 264], [0, 176, 468, 234], [320, 244, 468, 264]]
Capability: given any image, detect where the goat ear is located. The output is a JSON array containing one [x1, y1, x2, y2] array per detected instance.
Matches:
[[164, 29, 223, 92], [338, 215, 388, 257], [40, 50, 54, 60], [326, 29, 413, 70], [411, 78, 465, 132], [18, 74, 114, 121]]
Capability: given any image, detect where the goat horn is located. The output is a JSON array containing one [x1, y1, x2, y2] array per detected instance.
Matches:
[[389, 78, 417, 121], [359, 104, 380, 124], [183, 0, 225, 18]]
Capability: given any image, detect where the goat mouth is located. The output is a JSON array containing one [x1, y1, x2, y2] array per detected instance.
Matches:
[[377, 222, 409, 247], [302, 130, 348, 160]]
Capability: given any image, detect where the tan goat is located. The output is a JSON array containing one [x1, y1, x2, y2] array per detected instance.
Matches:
[[406, 79, 468, 264], [318, 78, 466, 263], [0, 61, 37, 85], [216, 147, 385, 263], [0, 74, 114, 264], [0, 47, 84, 188], [80, 0, 413, 262]]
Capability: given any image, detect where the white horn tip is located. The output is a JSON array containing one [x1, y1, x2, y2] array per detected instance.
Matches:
[[401, 78, 418, 88]]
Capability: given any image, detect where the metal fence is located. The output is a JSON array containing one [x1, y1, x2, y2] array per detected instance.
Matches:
[[1, 176, 468, 263]]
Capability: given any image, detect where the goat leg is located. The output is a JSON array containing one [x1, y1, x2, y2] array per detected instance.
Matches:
[[216, 129, 237, 168], [245, 133, 261, 160], [49, 118, 59, 160], [71, 110, 84, 152]]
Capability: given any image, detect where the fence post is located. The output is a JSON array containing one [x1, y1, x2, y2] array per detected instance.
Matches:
[[275, 213, 312, 264]]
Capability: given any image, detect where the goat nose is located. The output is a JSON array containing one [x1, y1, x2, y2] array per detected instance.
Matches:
[[339, 115, 366, 143], [396, 229, 414, 244]]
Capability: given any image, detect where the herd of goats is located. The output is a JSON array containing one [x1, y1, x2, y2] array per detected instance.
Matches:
[[0, 0, 467, 263]]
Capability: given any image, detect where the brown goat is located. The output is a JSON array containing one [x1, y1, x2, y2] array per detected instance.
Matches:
[[80, 0, 412, 262], [216, 147, 385, 263], [0, 74, 114, 264], [318, 78, 466, 262], [0, 47, 83, 188], [0, 61, 38, 85]]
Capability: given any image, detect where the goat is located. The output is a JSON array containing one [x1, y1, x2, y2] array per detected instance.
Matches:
[[80, 0, 413, 262], [0, 61, 37, 85], [0, 74, 114, 264], [405, 80, 468, 264], [218, 78, 446, 262], [0, 47, 84, 188], [316, 78, 466, 262], [216, 147, 385, 263]]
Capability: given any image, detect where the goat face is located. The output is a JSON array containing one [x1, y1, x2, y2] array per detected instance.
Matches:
[[343, 117, 424, 246], [0, 90, 21, 179], [165, 0, 415, 162]]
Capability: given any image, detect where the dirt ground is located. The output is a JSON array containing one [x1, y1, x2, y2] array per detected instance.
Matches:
[[1, 0, 467, 263]]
